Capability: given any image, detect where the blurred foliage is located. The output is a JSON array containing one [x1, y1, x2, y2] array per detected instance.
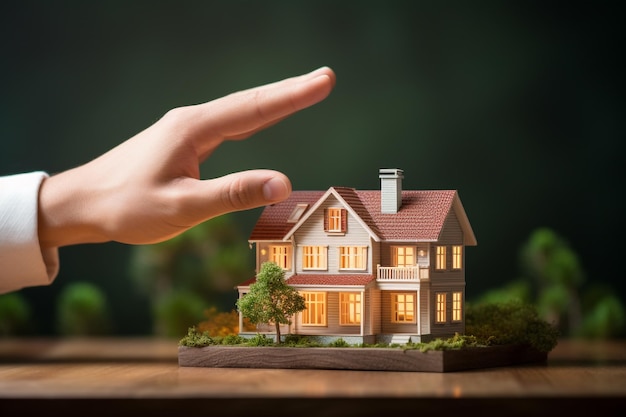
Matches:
[[154, 290, 206, 338], [0, 292, 34, 336], [129, 214, 254, 337], [197, 306, 252, 337], [465, 300, 559, 353], [56, 282, 112, 336], [473, 227, 626, 339]]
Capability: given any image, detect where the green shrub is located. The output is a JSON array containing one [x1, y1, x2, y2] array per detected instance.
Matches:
[[328, 338, 350, 347], [0, 293, 33, 336], [246, 333, 275, 346], [222, 333, 246, 345], [179, 326, 214, 347], [283, 334, 313, 346], [56, 282, 111, 336]]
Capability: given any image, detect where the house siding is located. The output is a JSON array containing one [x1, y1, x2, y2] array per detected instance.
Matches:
[[420, 283, 431, 335], [429, 287, 465, 337], [381, 290, 420, 334], [294, 197, 372, 275], [369, 288, 382, 335], [428, 208, 466, 337], [380, 242, 430, 268], [294, 290, 368, 336]]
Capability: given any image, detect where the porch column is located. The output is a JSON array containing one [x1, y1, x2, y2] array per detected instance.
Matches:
[[360, 290, 365, 336], [238, 293, 243, 333], [417, 289, 421, 336]]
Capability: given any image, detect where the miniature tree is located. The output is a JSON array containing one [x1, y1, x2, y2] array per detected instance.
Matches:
[[236, 261, 306, 344]]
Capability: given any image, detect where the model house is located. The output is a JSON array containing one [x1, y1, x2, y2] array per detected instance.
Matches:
[[236, 169, 477, 344]]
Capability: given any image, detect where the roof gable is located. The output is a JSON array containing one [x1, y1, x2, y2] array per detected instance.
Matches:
[[283, 187, 381, 241]]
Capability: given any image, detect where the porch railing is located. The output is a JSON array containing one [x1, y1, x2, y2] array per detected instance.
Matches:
[[376, 265, 429, 281]]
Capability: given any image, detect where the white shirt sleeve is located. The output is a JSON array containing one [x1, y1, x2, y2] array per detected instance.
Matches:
[[0, 171, 60, 294]]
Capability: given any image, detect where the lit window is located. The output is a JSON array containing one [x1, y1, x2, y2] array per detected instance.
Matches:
[[452, 292, 462, 322], [302, 246, 327, 270], [392, 293, 415, 323], [436, 293, 446, 323], [269, 245, 291, 270], [324, 208, 346, 233], [452, 245, 462, 270], [340, 293, 361, 325], [393, 246, 415, 267], [436, 246, 447, 270], [301, 292, 326, 325], [339, 246, 367, 270]]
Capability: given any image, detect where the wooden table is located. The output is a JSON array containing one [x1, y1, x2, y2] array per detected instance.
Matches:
[[0, 338, 624, 416]]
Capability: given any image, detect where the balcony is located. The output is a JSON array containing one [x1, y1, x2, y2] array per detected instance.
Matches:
[[376, 265, 429, 282]]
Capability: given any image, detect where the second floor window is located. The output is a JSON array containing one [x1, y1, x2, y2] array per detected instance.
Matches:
[[452, 245, 463, 269], [339, 246, 367, 270], [435, 246, 447, 270], [393, 246, 415, 267], [302, 246, 327, 270], [269, 245, 291, 270]]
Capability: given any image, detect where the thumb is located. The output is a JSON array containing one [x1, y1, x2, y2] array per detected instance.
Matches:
[[180, 170, 292, 221]]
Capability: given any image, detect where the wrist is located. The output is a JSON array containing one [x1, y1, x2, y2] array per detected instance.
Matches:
[[37, 168, 108, 248]]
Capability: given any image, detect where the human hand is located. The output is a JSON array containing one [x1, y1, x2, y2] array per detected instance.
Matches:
[[37, 66, 336, 248]]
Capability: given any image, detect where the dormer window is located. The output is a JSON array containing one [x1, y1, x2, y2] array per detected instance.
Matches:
[[324, 208, 347, 234], [287, 203, 308, 223]]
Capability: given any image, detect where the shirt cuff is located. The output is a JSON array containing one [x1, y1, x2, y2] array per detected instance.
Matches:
[[0, 171, 60, 293]]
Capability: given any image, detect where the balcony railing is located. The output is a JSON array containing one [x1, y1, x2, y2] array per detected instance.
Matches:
[[376, 265, 429, 281]]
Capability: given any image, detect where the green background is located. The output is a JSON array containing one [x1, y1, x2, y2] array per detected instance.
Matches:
[[1, 1, 623, 335]]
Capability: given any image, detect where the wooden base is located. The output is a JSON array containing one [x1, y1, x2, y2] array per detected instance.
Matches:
[[178, 344, 548, 372]]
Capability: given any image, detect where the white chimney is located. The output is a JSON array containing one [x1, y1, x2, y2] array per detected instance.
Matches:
[[379, 168, 404, 214]]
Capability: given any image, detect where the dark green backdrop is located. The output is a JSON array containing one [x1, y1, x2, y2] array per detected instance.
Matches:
[[1, 1, 623, 335]]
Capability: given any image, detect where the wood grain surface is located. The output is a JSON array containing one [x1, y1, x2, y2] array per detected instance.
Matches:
[[178, 344, 547, 372], [0, 338, 624, 416]]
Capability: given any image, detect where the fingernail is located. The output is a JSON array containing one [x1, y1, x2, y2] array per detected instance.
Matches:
[[263, 177, 290, 202]]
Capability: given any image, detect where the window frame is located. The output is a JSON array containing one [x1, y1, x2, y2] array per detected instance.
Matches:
[[339, 246, 368, 271], [435, 246, 447, 271], [301, 291, 327, 326], [452, 291, 463, 322], [301, 245, 328, 270], [391, 292, 416, 324], [436, 292, 447, 323], [339, 292, 361, 326], [392, 246, 416, 267], [452, 245, 463, 270], [324, 208, 347, 234], [268, 245, 292, 270]]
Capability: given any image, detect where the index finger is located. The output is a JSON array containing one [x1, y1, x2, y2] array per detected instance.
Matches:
[[182, 67, 336, 157]]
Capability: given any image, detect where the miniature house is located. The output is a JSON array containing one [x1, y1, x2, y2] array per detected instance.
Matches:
[[237, 169, 477, 344]]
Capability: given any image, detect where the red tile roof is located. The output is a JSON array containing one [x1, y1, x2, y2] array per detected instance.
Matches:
[[286, 274, 375, 286], [248, 191, 323, 241], [249, 187, 458, 242], [239, 274, 375, 287]]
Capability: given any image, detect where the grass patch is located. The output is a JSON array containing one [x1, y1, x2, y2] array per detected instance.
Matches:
[[180, 301, 558, 353]]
